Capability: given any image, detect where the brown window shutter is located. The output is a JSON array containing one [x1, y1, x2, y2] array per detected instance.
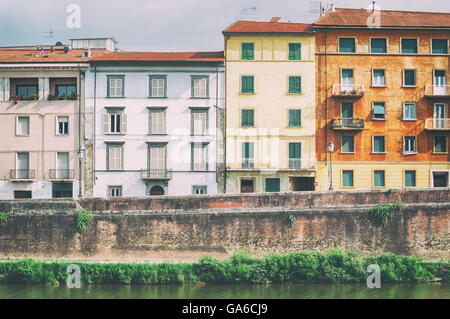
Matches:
[[103, 114, 109, 134]]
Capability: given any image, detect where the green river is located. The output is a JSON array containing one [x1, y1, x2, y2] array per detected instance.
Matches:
[[0, 283, 448, 299]]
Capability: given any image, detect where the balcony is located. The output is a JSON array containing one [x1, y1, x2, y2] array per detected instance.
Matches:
[[141, 169, 173, 180], [10, 169, 36, 181], [332, 84, 365, 98], [332, 118, 365, 130], [241, 159, 255, 169], [49, 169, 75, 180], [288, 159, 301, 169], [425, 118, 450, 131], [424, 85, 450, 98]]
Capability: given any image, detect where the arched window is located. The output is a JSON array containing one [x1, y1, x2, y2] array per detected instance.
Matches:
[[149, 185, 164, 196]]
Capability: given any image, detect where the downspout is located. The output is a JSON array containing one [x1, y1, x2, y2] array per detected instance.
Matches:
[[93, 66, 97, 190], [78, 64, 83, 198], [224, 35, 230, 193], [324, 29, 328, 166]]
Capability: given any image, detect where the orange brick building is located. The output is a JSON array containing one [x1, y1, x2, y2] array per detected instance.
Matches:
[[313, 8, 450, 190]]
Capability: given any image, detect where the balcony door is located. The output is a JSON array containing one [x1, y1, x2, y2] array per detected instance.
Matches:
[[148, 145, 166, 178], [341, 102, 354, 127], [17, 152, 29, 179], [57, 152, 69, 179], [434, 70, 446, 95], [341, 69, 353, 92], [434, 103, 446, 129]]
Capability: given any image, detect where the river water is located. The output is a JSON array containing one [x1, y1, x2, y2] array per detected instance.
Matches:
[[0, 283, 448, 299]]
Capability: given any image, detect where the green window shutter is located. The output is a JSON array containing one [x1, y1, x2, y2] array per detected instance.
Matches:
[[432, 39, 448, 54], [248, 110, 254, 126], [402, 39, 418, 53], [371, 38, 387, 53], [249, 76, 254, 93], [242, 76, 254, 93], [242, 76, 247, 93], [288, 110, 301, 127], [289, 43, 301, 60], [289, 143, 300, 159], [265, 178, 280, 192], [242, 43, 254, 60], [404, 70, 416, 86], [374, 136, 385, 153], [242, 110, 247, 126], [339, 38, 355, 53], [342, 170, 354, 187], [405, 171, 416, 187], [373, 103, 385, 118], [374, 171, 385, 187], [289, 77, 301, 93], [342, 136, 354, 153]]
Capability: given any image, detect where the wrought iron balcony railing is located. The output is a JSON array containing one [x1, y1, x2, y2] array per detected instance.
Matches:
[[10, 169, 36, 180], [425, 118, 450, 131], [141, 169, 173, 180], [49, 169, 75, 180], [332, 118, 365, 130], [424, 85, 450, 97], [332, 84, 365, 97], [241, 159, 255, 169], [288, 158, 301, 169]]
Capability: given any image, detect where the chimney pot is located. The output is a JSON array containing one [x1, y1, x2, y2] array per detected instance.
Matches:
[[270, 17, 281, 23]]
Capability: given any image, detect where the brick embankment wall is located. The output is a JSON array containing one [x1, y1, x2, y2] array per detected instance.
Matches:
[[0, 189, 448, 261]]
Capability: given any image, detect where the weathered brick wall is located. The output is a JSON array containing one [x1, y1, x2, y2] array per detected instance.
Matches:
[[0, 189, 448, 261]]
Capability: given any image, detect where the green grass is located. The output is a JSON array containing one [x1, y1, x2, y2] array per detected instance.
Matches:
[[0, 250, 447, 286]]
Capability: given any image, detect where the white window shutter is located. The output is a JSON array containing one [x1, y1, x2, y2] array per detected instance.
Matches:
[[103, 114, 109, 134], [121, 113, 127, 134], [55, 116, 59, 135]]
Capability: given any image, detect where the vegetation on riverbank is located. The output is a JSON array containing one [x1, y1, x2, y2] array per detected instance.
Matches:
[[0, 250, 448, 285]]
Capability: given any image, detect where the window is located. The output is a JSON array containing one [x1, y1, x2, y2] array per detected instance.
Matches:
[[108, 186, 122, 197], [405, 171, 416, 187], [288, 143, 301, 169], [241, 109, 254, 127], [16, 152, 30, 179], [14, 190, 32, 199], [288, 109, 301, 127], [373, 102, 386, 120], [191, 110, 208, 135], [265, 178, 280, 193], [56, 152, 70, 179], [56, 85, 76, 100], [106, 144, 123, 170], [404, 136, 417, 154], [401, 39, 418, 54], [241, 76, 254, 94], [242, 142, 254, 169], [107, 76, 124, 97], [288, 76, 301, 94], [374, 170, 385, 187], [288, 43, 301, 60], [104, 108, 126, 134], [193, 186, 207, 195], [372, 69, 385, 87], [403, 103, 416, 120], [52, 182, 73, 198], [149, 109, 166, 134], [149, 75, 166, 98], [431, 39, 448, 54], [342, 136, 354, 153], [339, 38, 355, 53], [192, 143, 207, 171], [403, 70, 416, 87], [191, 76, 208, 98], [373, 136, 385, 153], [16, 116, 30, 136], [148, 145, 166, 172], [56, 116, 69, 135], [342, 170, 354, 187], [16, 85, 37, 99], [434, 136, 447, 153], [371, 38, 387, 53], [241, 42, 254, 60]]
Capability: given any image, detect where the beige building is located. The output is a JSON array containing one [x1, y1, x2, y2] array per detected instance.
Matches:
[[0, 44, 106, 199]]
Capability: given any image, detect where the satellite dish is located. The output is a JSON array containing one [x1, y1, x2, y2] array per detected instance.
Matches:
[[56, 41, 63, 46]]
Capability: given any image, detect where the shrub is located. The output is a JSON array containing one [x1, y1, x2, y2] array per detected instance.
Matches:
[[368, 203, 402, 227], [288, 215, 296, 228], [75, 209, 93, 233], [0, 213, 8, 223]]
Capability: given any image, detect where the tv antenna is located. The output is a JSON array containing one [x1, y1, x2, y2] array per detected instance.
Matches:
[[237, 4, 257, 20], [43, 29, 55, 40]]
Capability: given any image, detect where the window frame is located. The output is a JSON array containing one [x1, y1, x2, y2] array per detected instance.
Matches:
[[338, 37, 356, 53], [288, 142, 301, 169], [400, 38, 418, 54], [288, 42, 302, 60], [191, 75, 209, 99], [241, 75, 255, 94], [341, 170, 354, 188], [241, 109, 255, 127], [108, 185, 123, 197], [288, 76, 302, 94], [56, 115, 69, 136], [372, 135, 386, 154], [16, 115, 30, 136], [16, 85, 38, 99], [190, 108, 209, 136], [106, 142, 124, 171], [341, 135, 355, 154], [402, 103, 416, 121], [403, 135, 417, 155], [370, 37, 388, 54], [106, 75, 125, 98], [404, 170, 416, 188], [433, 135, 448, 154], [55, 85, 77, 100], [373, 170, 386, 188], [191, 143, 208, 171], [241, 42, 255, 60], [241, 141, 254, 169], [192, 185, 208, 195], [431, 38, 448, 54], [372, 69, 386, 87], [403, 69, 417, 87], [372, 102, 386, 120], [148, 107, 167, 135], [148, 75, 167, 98]]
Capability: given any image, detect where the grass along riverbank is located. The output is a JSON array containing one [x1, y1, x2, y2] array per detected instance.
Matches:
[[0, 250, 448, 285]]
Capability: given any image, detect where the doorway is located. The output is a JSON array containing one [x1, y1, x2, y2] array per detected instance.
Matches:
[[290, 177, 315, 191], [432, 172, 449, 187], [150, 185, 165, 196], [240, 179, 254, 193]]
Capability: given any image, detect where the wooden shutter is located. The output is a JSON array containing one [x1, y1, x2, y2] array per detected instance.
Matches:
[[121, 113, 127, 134], [242, 77, 247, 93], [103, 114, 109, 134]]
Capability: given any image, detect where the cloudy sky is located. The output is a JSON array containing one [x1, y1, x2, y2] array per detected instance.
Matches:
[[0, 0, 448, 51]]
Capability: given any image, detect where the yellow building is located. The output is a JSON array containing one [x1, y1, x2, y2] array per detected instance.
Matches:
[[223, 18, 316, 193]]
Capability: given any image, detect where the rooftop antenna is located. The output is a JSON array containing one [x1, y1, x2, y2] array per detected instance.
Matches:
[[43, 29, 55, 40], [237, 4, 257, 21], [308, 0, 321, 17]]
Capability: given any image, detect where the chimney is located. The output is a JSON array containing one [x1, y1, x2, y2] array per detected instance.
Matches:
[[330, 4, 335, 12], [372, 1, 376, 12], [64, 46, 69, 54], [270, 17, 281, 23]]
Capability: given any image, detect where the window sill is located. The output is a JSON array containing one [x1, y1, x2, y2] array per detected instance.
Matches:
[[105, 96, 125, 99], [371, 152, 387, 155], [402, 152, 418, 156], [341, 186, 355, 189], [287, 92, 302, 95], [56, 134, 69, 137], [371, 85, 386, 88], [340, 152, 355, 154], [371, 186, 386, 189], [147, 133, 168, 136], [148, 96, 167, 99], [432, 152, 448, 155], [241, 126, 255, 128], [105, 133, 125, 136], [402, 119, 417, 122], [240, 93, 255, 95], [190, 96, 209, 99], [372, 118, 386, 121], [15, 135, 30, 137], [402, 86, 417, 89], [287, 126, 302, 128]]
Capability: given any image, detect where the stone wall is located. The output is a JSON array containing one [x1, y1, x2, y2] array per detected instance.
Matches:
[[0, 189, 448, 261]]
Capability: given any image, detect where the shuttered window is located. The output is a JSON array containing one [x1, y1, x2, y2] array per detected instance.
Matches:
[[432, 39, 448, 54], [405, 171, 416, 187], [339, 38, 355, 53], [191, 110, 207, 135], [288, 43, 301, 60], [374, 170, 385, 187], [149, 110, 166, 134], [288, 109, 301, 127], [108, 76, 124, 97], [104, 109, 126, 134], [371, 38, 387, 53], [150, 147, 165, 170], [241, 76, 254, 94], [16, 116, 30, 136], [403, 70, 416, 86], [241, 43, 254, 60], [107, 145, 123, 170], [342, 136, 354, 153], [265, 178, 280, 193], [191, 76, 208, 98], [192, 144, 207, 171], [373, 102, 386, 120], [373, 136, 385, 153], [401, 39, 418, 54], [288, 143, 301, 169], [288, 76, 301, 94], [150, 76, 166, 98], [342, 170, 354, 187], [241, 109, 254, 127], [242, 142, 254, 169]]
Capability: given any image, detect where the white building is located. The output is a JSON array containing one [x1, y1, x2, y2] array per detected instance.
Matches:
[[85, 51, 225, 197]]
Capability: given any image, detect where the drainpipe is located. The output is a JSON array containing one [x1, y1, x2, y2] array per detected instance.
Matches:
[[93, 66, 97, 190], [324, 29, 328, 166], [224, 35, 230, 193], [78, 64, 83, 198]]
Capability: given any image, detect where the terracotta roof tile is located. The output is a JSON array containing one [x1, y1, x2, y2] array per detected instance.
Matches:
[[0, 48, 108, 63], [90, 51, 224, 62], [223, 20, 313, 34], [314, 8, 450, 28]]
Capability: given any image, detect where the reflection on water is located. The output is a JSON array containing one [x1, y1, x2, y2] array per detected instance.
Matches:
[[0, 283, 448, 299]]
